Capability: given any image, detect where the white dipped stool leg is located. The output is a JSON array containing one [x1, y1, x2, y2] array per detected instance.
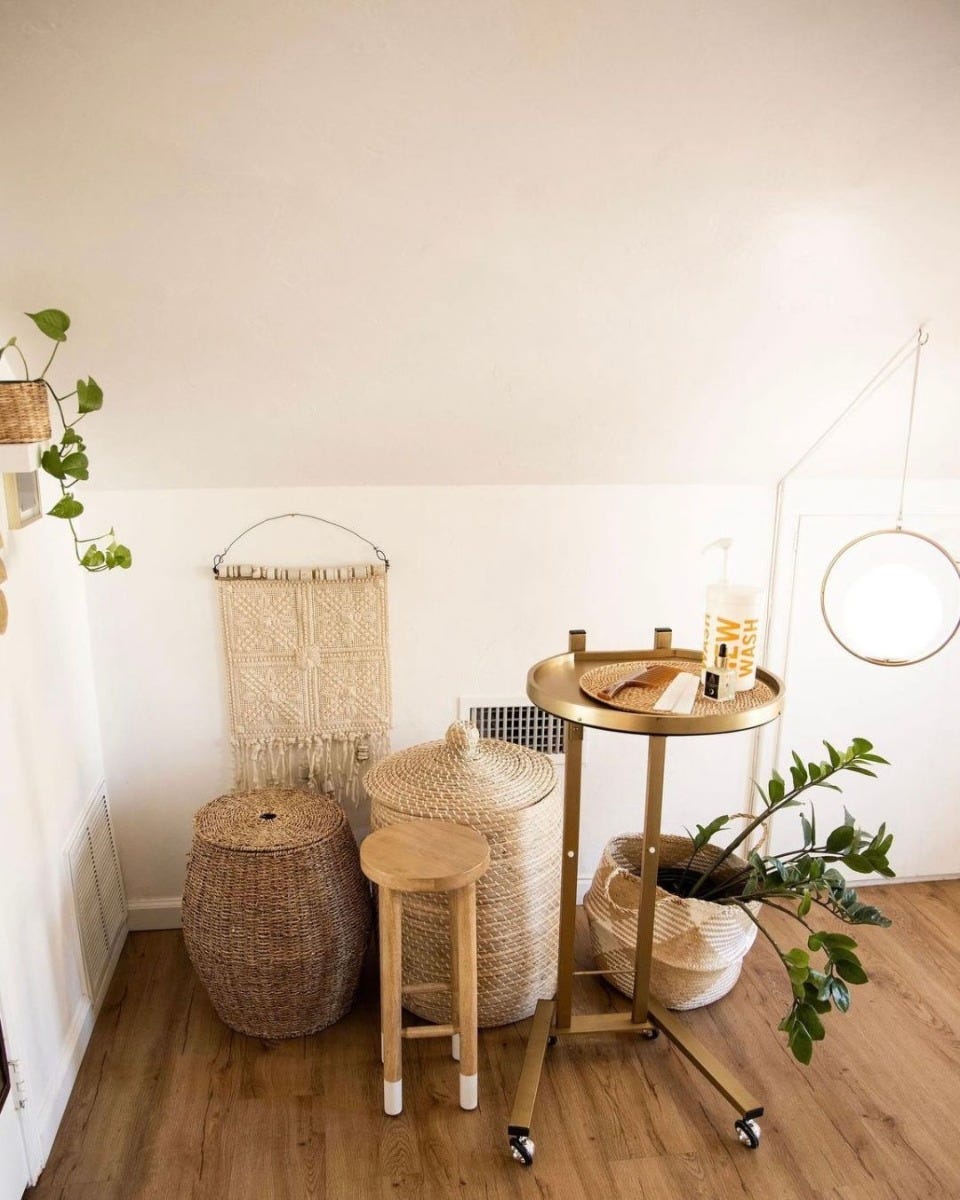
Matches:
[[450, 897, 461, 1062], [384, 1078, 403, 1117], [451, 883, 479, 1110], [379, 886, 403, 1115]]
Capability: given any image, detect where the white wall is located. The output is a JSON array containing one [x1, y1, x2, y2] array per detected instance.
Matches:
[[0, 478, 109, 1182], [763, 479, 960, 880], [81, 484, 774, 923], [3, 0, 959, 490]]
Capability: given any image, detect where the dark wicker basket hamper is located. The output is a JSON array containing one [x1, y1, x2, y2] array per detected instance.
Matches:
[[182, 787, 371, 1038]]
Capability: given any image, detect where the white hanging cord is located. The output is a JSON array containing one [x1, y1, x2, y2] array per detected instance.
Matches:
[[746, 322, 929, 849], [776, 328, 926, 486], [895, 327, 929, 531]]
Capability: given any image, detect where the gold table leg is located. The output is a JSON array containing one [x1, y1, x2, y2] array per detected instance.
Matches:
[[555, 637, 585, 1030], [632, 733, 666, 1023], [648, 997, 763, 1119], [507, 998, 555, 1156]]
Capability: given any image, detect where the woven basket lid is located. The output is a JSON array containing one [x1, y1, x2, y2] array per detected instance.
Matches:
[[193, 787, 345, 852], [364, 721, 555, 815]]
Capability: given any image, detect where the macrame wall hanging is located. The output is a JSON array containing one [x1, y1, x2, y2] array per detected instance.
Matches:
[[213, 515, 392, 804]]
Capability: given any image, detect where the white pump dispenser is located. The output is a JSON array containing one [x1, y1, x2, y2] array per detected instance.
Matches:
[[701, 539, 762, 692]]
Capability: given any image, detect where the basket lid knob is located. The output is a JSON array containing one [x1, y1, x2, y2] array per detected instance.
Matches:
[[445, 720, 481, 761]]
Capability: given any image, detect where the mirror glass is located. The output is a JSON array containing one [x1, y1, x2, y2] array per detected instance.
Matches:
[[821, 529, 960, 664]]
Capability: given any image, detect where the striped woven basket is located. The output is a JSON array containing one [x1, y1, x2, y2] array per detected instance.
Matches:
[[0, 381, 51, 443], [182, 787, 371, 1038], [584, 833, 758, 1010], [366, 721, 561, 1028]]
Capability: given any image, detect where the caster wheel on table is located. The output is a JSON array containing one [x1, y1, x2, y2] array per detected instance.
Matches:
[[640, 1027, 660, 1041], [547, 1035, 558, 1047], [735, 1118, 761, 1149], [510, 1135, 535, 1166]]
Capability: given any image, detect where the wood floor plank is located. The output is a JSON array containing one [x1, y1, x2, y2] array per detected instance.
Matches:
[[27, 882, 960, 1200]]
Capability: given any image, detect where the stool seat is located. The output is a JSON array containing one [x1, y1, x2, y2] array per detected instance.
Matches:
[[360, 820, 490, 893]]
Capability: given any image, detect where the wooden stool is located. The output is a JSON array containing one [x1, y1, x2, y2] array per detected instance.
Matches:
[[360, 820, 490, 1116]]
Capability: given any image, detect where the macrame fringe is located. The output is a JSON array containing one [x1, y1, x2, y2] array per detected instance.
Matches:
[[232, 733, 391, 806]]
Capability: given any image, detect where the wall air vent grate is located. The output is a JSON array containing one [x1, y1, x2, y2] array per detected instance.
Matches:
[[462, 698, 565, 758], [67, 784, 127, 1004]]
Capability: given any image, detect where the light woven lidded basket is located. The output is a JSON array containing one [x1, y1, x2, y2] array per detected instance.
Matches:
[[584, 833, 758, 1011], [365, 720, 561, 1028], [0, 381, 51, 443], [182, 787, 371, 1038]]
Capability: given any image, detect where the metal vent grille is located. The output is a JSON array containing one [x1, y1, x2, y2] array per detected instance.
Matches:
[[464, 700, 565, 757], [67, 785, 127, 1001]]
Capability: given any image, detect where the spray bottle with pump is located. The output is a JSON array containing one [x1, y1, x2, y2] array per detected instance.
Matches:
[[701, 539, 763, 692]]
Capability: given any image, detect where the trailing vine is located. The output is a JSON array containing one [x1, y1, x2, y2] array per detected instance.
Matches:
[[2, 308, 131, 572]]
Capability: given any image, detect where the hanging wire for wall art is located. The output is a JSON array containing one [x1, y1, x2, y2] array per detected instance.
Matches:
[[212, 512, 390, 576]]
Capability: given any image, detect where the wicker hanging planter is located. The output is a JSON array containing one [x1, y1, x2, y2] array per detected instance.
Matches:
[[0, 381, 51, 444], [584, 833, 759, 1011], [365, 720, 562, 1028]]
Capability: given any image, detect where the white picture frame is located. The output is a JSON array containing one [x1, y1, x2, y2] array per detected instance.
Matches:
[[4, 470, 43, 529]]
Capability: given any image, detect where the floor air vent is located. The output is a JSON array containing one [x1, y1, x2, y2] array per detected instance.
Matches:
[[461, 698, 565, 758], [67, 784, 127, 1003]]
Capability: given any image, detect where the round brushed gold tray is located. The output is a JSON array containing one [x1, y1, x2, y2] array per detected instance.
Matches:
[[528, 647, 784, 736]]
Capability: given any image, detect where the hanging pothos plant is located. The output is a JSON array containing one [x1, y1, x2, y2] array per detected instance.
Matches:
[[2, 308, 132, 572]]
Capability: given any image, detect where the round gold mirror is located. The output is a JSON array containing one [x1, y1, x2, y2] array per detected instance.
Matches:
[[821, 528, 960, 665]]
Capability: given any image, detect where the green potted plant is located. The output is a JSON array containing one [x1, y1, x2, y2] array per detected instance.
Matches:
[[1, 309, 131, 572], [584, 736, 893, 1064]]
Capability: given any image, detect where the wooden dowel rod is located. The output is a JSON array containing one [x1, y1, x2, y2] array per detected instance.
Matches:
[[401, 1024, 457, 1040]]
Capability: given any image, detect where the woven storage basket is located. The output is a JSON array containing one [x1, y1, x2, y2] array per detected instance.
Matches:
[[0, 381, 51, 443], [182, 787, 371, 1038], [365, 720, 561, 1028], [584, 833, 758, 1011]]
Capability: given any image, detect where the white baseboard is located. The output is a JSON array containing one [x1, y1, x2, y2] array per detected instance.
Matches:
[[122, 872, 958, 936], [26, 927, 126, 1179], [127, 897, 183, 930], [857, 871, 960, 887], [25, 999, 93, 1175]]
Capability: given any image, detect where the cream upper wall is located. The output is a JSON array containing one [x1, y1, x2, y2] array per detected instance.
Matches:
[[83, 478, 960, 916], [3, 0, 960, 488], [80, 483, 775, 908]]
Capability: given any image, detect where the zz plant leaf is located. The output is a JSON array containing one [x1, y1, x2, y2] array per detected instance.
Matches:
[[669, 736, 893, 1064], [4, 309, 132, 573]]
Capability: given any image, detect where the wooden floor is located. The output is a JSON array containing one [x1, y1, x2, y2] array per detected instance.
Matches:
[[28, 881, 960, 1200]]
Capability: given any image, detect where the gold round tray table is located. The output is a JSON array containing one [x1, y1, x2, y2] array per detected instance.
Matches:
[[507, 627, 784, 1166], [529, 647, 782, 736]]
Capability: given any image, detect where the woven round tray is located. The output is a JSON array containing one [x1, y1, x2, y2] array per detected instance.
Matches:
[[579, 658, 775, 717], [182, 787, 371, 1038], [0, 381, 51, 443], [366, 722, 561, 1028]]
